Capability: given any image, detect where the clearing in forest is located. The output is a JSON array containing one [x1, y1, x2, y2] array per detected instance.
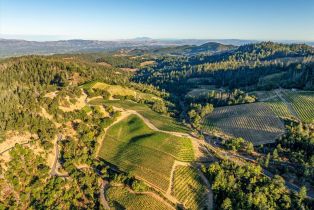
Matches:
[[99, 115, 194, 192], [82, 81, 161, 101], [203, 103, 285, 145], [58, 91, 87, 112]]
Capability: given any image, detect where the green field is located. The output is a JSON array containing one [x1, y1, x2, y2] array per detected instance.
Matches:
[[203, 103, 285, 145], [172, 166, 208, 210], [99, 115, 194, 192], [282, 91, 314, 123], [106, 186, 172, 210], [103, 100, 190, 133]]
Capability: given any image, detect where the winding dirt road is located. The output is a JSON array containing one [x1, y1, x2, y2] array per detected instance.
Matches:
[[99, 180, 110, 209]]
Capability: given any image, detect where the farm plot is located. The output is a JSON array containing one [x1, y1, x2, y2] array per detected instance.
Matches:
[[172, 166, 208, 210], [99, 115, 194, 192], [104, 100, 190, 133], [282, 91, 314, 123], [203, 103, 285, 145], [106, 186, 172, 210]]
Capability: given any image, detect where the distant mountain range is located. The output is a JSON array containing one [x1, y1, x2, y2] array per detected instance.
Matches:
[[0, 38, 313, 58], [124, 42, 236, 56]]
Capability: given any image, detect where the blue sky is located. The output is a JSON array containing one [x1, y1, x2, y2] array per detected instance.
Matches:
[[1, 0, 313, 41]]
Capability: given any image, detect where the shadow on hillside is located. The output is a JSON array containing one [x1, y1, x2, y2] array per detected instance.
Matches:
[[129, 133, 155, 144]]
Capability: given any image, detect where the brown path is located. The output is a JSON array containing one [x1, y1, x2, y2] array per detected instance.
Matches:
[[100, 180, 110, 209], [198, 169, 214, 210]]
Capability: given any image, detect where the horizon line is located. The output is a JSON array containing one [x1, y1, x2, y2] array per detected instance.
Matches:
[[1, 34, 314, 43]]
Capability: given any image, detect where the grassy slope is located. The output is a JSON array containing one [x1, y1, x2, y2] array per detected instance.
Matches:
[[104, 100, 190, 133], [99, 115, 194, 192]]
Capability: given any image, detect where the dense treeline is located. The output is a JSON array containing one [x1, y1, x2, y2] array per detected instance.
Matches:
[[187, 103, 213, 129], [260, 122, 314, 186], [0, 145, 101, 209], [202, 160, 313, 210], [186, 89, 256, 107]]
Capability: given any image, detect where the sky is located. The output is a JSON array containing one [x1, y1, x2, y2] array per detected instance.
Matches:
[[0, 0, 313, 41]]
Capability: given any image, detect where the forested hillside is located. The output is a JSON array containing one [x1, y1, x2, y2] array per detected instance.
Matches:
[[135, 42, 314, 94], [0, 42, 313, 209], [0, 55, 173, 209]]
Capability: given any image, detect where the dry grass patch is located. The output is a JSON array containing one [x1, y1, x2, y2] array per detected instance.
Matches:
[[120, 67, 138, 72], [140, 60, 155, 67], [59, 91, 87, 112], [44, 91, 58, 99]]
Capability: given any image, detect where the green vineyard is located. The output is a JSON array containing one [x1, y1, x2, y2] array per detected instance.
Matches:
[[202, 103, 285, 145], [99, 115, 194, 192], [107, 186, 172, 210], [172, 166, 208, 210], [263, 96, 295, 119], [282, 91, 314, 123], [100, 137, 174, 191]]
